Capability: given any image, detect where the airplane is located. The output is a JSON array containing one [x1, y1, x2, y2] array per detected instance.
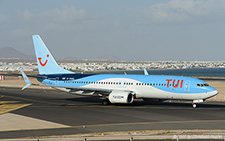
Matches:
[[20, 35, 218, 108]]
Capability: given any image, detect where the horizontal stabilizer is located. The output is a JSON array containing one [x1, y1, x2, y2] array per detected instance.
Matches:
[[21, 83, 31, 91], [20, 68, 32, 91]]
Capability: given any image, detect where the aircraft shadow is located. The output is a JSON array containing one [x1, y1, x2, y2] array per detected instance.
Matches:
[[65, 97, 225, 108]]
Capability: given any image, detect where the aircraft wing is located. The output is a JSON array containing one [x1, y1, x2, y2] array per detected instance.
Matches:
[[19, 69, 112, 94], [19, 69, 134, 97], [51, 85, 112, 95], [2, 73, 47, 79]]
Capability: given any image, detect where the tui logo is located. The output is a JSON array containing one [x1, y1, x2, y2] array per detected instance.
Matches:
[[38, 54, 49, 67]]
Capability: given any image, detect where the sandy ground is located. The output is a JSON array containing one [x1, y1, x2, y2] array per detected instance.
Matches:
[[0, 77, 52, 90], [0, 113, 69, 132], [0, 76, 224, 101]]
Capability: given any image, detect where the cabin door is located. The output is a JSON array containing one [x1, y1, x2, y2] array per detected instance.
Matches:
[[184, 80, 191, 92]]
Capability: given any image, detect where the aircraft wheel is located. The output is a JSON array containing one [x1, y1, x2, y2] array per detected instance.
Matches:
[[102, 99, 110, 105], [192, 103, 197, 108]]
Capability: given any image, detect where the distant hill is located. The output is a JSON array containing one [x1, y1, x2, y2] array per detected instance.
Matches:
[[0, 47, 121, 61], [0, 47, 33, 60]]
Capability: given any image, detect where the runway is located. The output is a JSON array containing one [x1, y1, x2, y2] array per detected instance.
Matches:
[[1, 87, 225, 139]]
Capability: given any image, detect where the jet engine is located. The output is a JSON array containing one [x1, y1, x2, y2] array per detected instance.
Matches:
[[108, 91, 134, 104]]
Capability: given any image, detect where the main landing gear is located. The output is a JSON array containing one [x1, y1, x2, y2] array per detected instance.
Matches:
[[102, 99, 111, 105]]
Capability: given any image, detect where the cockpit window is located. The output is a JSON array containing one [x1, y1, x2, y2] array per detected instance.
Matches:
[[197, 83, 209, 87]]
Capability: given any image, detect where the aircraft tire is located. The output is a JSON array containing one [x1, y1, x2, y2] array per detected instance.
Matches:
[[102, 99, 110, 105], [192, 103, 197, 108]]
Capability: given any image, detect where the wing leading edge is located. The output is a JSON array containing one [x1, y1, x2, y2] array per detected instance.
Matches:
[[20, 69, 121, 96]]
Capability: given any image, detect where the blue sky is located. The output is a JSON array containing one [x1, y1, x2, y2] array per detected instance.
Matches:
[[0, 0, 225, 61]]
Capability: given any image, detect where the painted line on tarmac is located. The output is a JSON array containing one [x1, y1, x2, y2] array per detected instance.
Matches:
[[85, 119, 225, 128], [0, 103, 32, 115], [3, 95, 104, 107], [2, 95, 78, 106], [0, 101, 19, 104], [0, 96, 32, 115]]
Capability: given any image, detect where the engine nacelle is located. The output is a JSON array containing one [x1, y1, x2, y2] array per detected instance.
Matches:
[[109, 91, 134, 104]]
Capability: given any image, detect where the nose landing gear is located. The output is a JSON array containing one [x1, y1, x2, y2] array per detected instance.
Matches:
[[192, 103, 197, 108], [192, 99, 204, 108]]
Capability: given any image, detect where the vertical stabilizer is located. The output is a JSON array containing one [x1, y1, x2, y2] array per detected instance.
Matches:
[[32, 35, 74, 75]]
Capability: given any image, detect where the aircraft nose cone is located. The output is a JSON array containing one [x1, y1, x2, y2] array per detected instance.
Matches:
[[207, 87, 218, 96], [214, 90, 218, 95]]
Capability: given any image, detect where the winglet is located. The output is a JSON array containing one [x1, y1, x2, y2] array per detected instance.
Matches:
[[144, 68, 149, 75], [20, 68, 32, 91]]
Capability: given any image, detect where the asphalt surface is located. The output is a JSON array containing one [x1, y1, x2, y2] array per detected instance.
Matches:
[[1, 87, 225, 139]]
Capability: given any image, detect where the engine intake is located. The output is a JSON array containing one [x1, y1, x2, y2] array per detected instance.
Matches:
[[109, 91, 134, 104]]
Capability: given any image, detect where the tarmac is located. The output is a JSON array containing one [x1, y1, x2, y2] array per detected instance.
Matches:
[[1, 86, 225, 140], [1, 77, 225, 140]]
